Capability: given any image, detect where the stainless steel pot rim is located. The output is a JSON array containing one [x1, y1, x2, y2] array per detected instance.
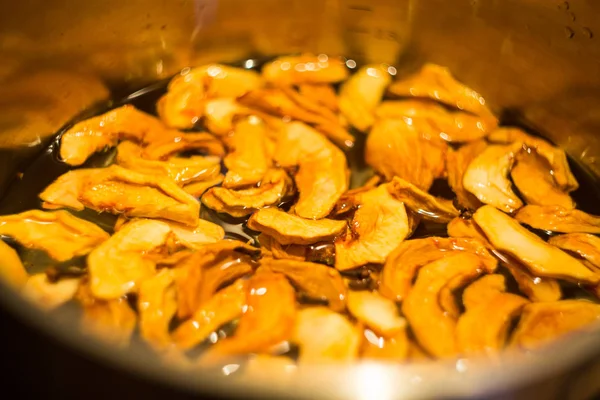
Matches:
[[2, 278, 599, 400]]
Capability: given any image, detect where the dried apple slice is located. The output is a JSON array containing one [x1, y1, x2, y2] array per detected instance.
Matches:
[[173, 240, 259, 318], [515, 205, 600, 234], [40, 165, 200, 227], [262, 54, 348, 86], [172, 279, 248, 350], [447, 217, 490, 244], [446, 140, 486, 210], [456, 274, 529, 355], [202, 169, 293, 217], [0, 240, 28, 288], [473, 205, 598, 283], [335, 185, 409, 271], [242, 355, 297, 380], [365, 118, 446, 191], [88, 219, 172, 299], [158, 64, 262, 129], [202, 272, 296, 358], [22, 274, 80, 309], [463, 143, 524, 213], [59, 105, 177, 166], [502, 258, 562, 302], [0, 210, 109, 262], [402, 252, 486, 357], [114, 216, 224, 250], [76, 282, 136, 346], [258, 258, 346, 312], [387, 177, 459, 223], [376, 100, 495, 142], [511, 151, 575, 209], [274, 122, 349, 219], [447, 218, 562, 302], [488, 128, 578, 192], [222, 117, 272, 188], [116, 141, 222, 185], [339, 65, 392, 131], [347, 290, 406, 336], [298, 84, 339, 112], [247, 208, 346, 245], [361, 328, 409, 361], [549, 233, 600, 270], [143, 132, 225, 159], [138, 268, 177, 349], [183, 175, 224, 197], [258, 234, 307, 262], [511, 300, 600, 349], [380, 236, 497, 301], [462, 274, 507, 310], [293, 307, 361, 362], [387, 64, 497, 125]]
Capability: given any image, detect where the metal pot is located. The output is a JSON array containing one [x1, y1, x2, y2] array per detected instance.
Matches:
[[1, 1, 600, 398]]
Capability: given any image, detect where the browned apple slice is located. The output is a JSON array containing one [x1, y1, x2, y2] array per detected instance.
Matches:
[[274, 122, 349, 219], [488, 128, 578, 192], [173, 241, 258, 319], [22, 274, 80, 309], [361, 328, 409, 361], [463, 143, 524, 213], [447, 216, 562, 302], [365, 118, 446, 191], [511, 300, 600, 349], [172, 279, 248, 350], [183, 175, 224, 198], [339, 65, 393, 131], [262, 54, 348, 86], [88, 219, 172, 299], [549, 233, 600, 270], [510, 150, 575, 209], [40, 165, 200, 227], [387, 177, 459, 223], [258, 234, 307, 262], [202, 169, 293, 218], [247, 208, 346, 246], [388, 64, 497, 125], [376, 100, 495, 142], [142, 132, 225, 159], [446, 140, 486, 210], [116, 141, 222, 185], [0, 210, 108, 262], [335, 184, 409, 271], [474, 205, 598, 283], [76, 282, 137, 346], [380, 236, 497, 301], [258, 258, 346, 312], [59, 105, 178, 166], [158, 64, 262, 129], [456, 274, 529, 355], [347, 290, 406, 337], [297, 84, 339, 112], [0, 240, 28, 288], [402, 252, 486, 357], [202, 272, 296, 358], [293, 307, 361, 362], [138, 268, 177, 349], [221, 117, 272, 188], [515, 205, 600, 234]]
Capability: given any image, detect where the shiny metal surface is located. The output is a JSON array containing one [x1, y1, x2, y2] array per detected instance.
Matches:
[[1, 0, 600, 398]]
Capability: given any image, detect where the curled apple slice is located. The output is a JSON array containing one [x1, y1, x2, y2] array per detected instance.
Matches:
[[247, 208, 346, 246], [473, 205, 598, 284], [0, 210, 108, 262], [515, 205, 600, 234]]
